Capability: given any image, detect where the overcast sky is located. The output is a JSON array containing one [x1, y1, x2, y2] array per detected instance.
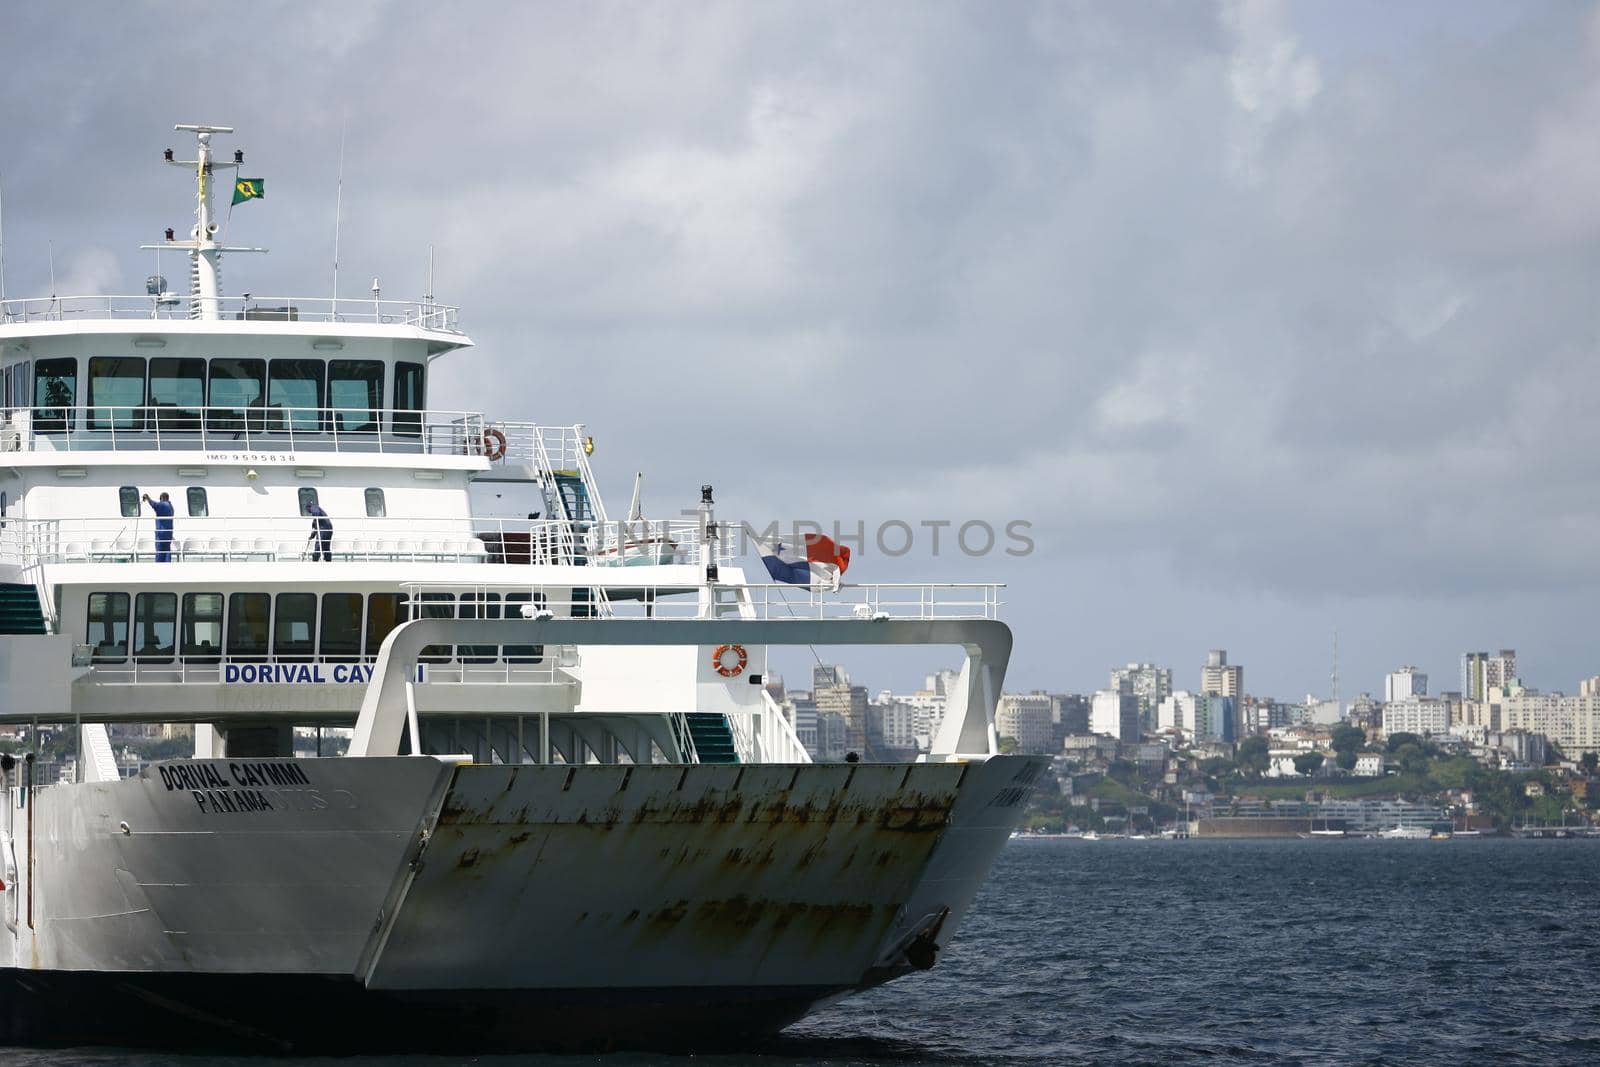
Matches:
[[3, 1, 1597, 701]]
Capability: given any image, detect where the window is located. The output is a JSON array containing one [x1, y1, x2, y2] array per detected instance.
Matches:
[[147, 357, 205, 432], [364, 488, 386, 517], [208, 358, 266, 431], [458, 592, 501, 663], [133, 592, 177, 662], [418, 592, 456, 664], [503, 592, 546, 663], [273, 592, 317, 661], [226, 592, 271, 661], [329, 360, 384, 434], [33, 357, 76, 431], [298, 487, 320, 516], [119, 486, 140, 518], [87, 592, 130, 662], [186, 486, 208, 517], [181, 592, 224, 661], [268, 359, 325, 432], [365, 593, 408, 658], [320, 593, 363, 661], [393, 361, 425, 436], [88, 357, 146, 431]]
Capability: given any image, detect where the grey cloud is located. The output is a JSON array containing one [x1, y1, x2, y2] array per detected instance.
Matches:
[[2, 0, 1596, 697]]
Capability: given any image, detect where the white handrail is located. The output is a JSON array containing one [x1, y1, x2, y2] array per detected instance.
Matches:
[[0, 294, 461, 332]]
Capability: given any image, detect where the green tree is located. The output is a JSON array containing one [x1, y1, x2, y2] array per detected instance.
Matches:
[[1386, 732, 1423, 753], [1336, 748, 1358, 771], [1581, 752, 1598, 775], [998, 735, 1018, 755], [1393, 742, 1430, 778], [1293, 751, 1325, 776], [1332, 725, 1366, 754], [1238, 736, 1270, 777]]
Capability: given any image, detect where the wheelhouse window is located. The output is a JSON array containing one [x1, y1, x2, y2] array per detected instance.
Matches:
[[273, 592, 317, 661], [88, 357, 146, 431], [364, 487, 386, 517], [458, 592, 501, 664], [133, 592, 177, 663], [4, 362, 33, 415], [87, 592, 130, 662], [33, 357, 77, 431], [208, 358, 266, 431], [118, 486, 140, 518], [181, 593, 224, 661], [298, 487, 319, 515], [268, 359, 325, 433], [148, 357, 206, 432], [365, 593, 408, 658], [329, 360, 383, 434], [503, 592, 546, 663], [418, 592, 456, 664], [393, 361, 425, 436], [226, 592, 271, 661], [320, 593, 363, 662], [187, 486, 208, 517]]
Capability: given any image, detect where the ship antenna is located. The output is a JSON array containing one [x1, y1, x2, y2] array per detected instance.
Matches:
[[332, 124, 345, 306], [47, 240, 56, 304], [0, 170, 7, 307]]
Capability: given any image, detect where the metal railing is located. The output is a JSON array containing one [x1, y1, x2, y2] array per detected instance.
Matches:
[[0, 405, 484, 456], [2, 515, 735, 568], [0, 294, 461, 332], [401, 581, 1005, 621]]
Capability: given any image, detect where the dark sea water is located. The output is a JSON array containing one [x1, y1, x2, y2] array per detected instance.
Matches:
[[14, 838, 1600, 1066]]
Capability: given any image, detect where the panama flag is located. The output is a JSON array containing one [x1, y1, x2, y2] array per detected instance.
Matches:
[[753, 531, 852, 589]]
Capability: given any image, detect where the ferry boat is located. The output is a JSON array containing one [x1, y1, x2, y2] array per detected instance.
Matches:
[[0, 125, 1043, 1052]]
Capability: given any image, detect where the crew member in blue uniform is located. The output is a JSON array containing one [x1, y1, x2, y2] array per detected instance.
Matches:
[[306, 501, 333, 561], [141, 491, 175, 562]]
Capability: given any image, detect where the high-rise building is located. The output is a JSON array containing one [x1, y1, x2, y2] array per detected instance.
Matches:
[[1460, 652, 1488, 702], [1195, 695, 1235, 743], [996, 692, 1056, 754], [813, 665, 870, 758], [1385, 667, 1428, 703], [1110, 662, 1173, 731], [1090, 689, 1140, 742], [1201, 649, 1243, 699], [1486, 650, 1517, 690]]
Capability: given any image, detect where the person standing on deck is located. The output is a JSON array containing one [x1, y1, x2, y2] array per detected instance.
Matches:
[[306, 501, 333, 562], [142, 491, 175, 562]]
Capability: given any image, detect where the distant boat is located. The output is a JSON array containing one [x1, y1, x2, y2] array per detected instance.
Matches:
[[1379, 826, 1432, 840]]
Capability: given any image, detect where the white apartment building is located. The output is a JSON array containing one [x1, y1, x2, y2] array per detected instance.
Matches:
[[1111, 662, 1172, 729], [1502, 692, 1600, 758], [1090, 689, 1140, 742], [1381, 698, 1450, 738], [1384, 667, 1427, 702], [1201, 649, 1243, 698], [1158, 691, 1199, 735], [996, 692, 1056, 754]]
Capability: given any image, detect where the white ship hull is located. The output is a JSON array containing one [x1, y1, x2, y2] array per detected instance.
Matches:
[[0, 754, 1042, 1051]]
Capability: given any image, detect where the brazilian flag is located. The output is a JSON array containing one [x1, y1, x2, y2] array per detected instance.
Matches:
[[231, 177, 265, 206]]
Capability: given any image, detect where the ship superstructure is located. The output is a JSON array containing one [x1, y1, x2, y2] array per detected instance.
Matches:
[[0, 124, 1040, 1052]]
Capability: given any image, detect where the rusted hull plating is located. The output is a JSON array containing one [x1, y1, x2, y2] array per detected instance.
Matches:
[[0, 755, 1044, 1051]]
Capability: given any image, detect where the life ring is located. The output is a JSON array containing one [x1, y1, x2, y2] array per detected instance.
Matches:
[[482, 428, 508, 460], [712, 644, 747, 678]]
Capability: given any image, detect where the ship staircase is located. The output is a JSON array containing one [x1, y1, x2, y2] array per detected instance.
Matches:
[[684, 713, 739, 764], [0, 583, 47, 635]]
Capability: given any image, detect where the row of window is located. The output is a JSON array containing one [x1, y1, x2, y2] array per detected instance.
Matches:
[[86, 591, 544, 665], [20, 357, 425, 434], [115, 485, 387, 518]]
